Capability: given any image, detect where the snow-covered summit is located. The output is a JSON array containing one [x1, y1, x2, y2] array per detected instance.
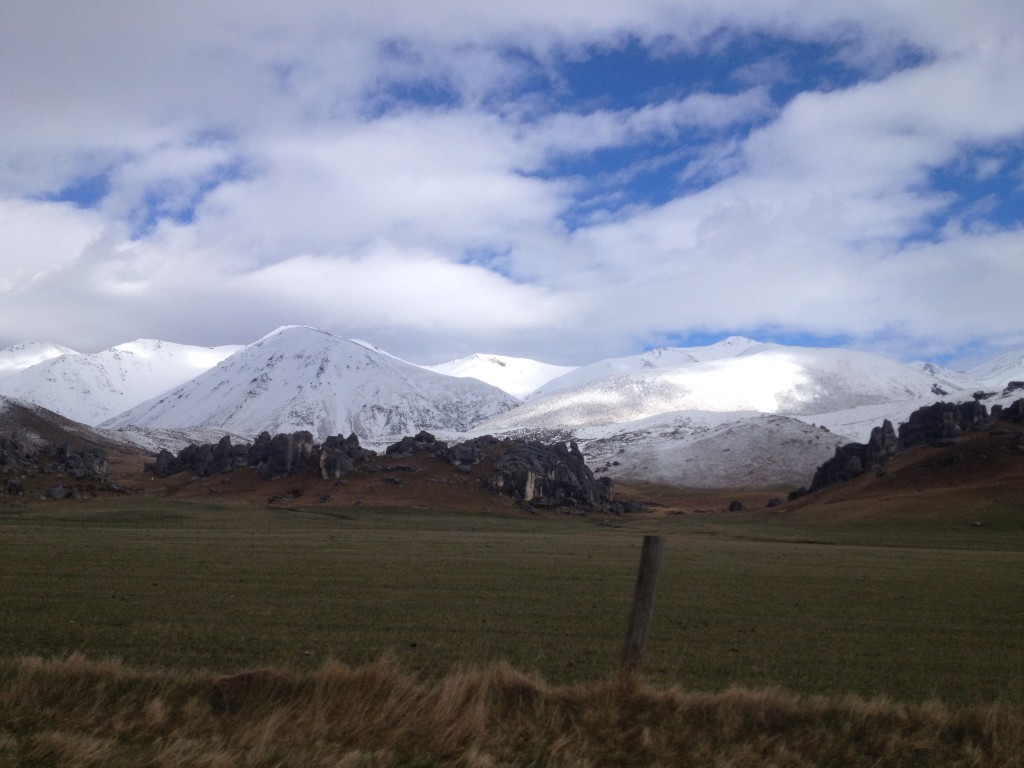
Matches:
[[0, 339, 242, 426], [104, 325, 519, 443], [0, 341, 77, 378], [530, 336, 765, 399], [423, 353, 576, 399], [482, 342, 967, 434]]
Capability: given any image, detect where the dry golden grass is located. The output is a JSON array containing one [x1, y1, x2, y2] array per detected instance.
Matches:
[[2, 654, 1022, 767]]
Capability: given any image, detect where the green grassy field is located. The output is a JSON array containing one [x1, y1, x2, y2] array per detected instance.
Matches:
[[1, 498, 1021, 706]]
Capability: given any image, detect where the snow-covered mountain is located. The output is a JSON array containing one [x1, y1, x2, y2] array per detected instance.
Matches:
[[528, 336, 762, 399], [423, 353, 576, 399], [5, 324, 1022, 489], [478, 340, 965, 435], [103, 326, 519, 444], [0, 341, 77, 378], [966, 349, 1024, 389], [0, 339, 242, 426]]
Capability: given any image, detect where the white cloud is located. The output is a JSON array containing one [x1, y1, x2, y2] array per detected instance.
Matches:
[[0, 1, 1022, 364], [0, 199, 107, 292]]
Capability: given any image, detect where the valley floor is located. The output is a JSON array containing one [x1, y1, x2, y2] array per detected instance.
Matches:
[[2, 450, 1021, 765]]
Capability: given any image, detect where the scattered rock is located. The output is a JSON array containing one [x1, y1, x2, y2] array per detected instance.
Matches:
[[606, 499, 647, 515], [48, 484, 71, 500]]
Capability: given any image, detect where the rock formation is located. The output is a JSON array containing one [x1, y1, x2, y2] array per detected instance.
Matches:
[[144, 429, 615, 511], [897, 401, 991, 447], [809, 419, 900, 492], [146, 431, 374, 480], [486, 439, 612, 508], [806, 397, 1024, 494], [318, 433, 374, 479], [2, 434, 110, 494]]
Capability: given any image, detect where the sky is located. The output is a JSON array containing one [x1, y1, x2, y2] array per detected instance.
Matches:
[[1, 1, 1023, 368]]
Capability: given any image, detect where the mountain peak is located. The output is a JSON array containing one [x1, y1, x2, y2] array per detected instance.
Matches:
[[424, 352, 576, 400], [0, 341, 77, 378], [106, 330, 519, 442]]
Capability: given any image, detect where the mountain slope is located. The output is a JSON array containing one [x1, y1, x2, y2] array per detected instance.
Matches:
[[0, 340, 242, 426], [578, 411, 848, 489], [0, 394, 140, 454], [481, 343, 967, 434], [0, 341, 77, 378], [423, 353, 576, 399], [967, 349, 1024, 389], [103, 326, 519, 443]]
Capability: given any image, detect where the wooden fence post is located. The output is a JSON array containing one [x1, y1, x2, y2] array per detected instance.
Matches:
[[620, 534, 665, 679]]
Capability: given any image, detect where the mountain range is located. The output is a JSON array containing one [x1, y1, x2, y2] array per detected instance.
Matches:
[[1, 325, 1022, 488]]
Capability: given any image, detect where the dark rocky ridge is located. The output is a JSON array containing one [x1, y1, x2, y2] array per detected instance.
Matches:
[[146, 429, 615, 511], [801, 397, 1024, 496]]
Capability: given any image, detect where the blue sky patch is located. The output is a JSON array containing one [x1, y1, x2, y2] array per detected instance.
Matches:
[[40, 169, 112, 209]]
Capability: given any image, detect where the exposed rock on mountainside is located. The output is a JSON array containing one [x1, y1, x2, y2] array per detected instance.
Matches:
[[808, 420, 900, 493], [897, 400, 991, 447], [148, 431, 372, 481], [806, 398, 1024, 494], [319, 433, 376, 479], [992, 398, 1024, 424], [2, 433, 112, 497], [487, 439, 613, 509], [146, 429, 613, 510], [2, 435, 109, 480]]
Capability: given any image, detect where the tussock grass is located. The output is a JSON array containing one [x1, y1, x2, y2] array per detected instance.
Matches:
[[1, 655, 1021, 767]]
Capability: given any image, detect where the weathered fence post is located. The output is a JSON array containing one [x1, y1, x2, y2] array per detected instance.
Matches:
[[619, 534, 665, 679]]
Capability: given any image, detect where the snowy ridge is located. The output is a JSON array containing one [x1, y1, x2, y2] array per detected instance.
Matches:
[[478, 343, 966, 435], [103, 326, 519, 444], [966, 350, 1024, 389], [528, 336, 763, 399], [0, 341, 77, 378], [0, 339, 242, 426], [423, 353, 576, 399]]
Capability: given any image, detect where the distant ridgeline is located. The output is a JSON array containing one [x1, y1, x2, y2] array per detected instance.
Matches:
[[147, 430, 618, 512], [795, 397, 1024, 498]]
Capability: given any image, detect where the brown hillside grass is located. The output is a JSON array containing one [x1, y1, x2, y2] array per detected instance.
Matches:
[[2, 654, 1022, 767]]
